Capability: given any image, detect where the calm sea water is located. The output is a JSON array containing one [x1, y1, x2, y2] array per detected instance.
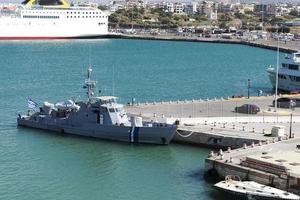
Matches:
[[0, 39, 282, 200]]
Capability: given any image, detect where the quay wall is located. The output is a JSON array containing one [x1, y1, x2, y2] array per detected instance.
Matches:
[[204, 159, 295, 190], [173, 129, 261, 149]]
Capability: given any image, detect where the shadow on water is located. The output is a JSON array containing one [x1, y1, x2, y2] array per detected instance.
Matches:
[[186, 167, 205, 181]]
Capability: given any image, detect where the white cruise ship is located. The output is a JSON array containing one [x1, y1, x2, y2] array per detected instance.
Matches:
[[0, 0, 108, 39], [267, 51, 300, 92]]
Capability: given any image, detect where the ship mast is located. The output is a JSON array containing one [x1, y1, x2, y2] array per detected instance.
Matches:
[[84, 66, 96, 101]]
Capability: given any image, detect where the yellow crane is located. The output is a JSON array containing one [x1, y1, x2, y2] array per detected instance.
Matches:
[[25, 0, 69, 8]]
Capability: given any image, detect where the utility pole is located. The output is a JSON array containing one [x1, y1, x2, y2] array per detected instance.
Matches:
[[261, 0, 264, 31]]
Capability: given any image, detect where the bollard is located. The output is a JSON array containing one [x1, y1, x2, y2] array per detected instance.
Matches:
[[223, 123, 226, 128], [243, 143, 247, 149], [214, 122, 216, 127], [209, 151, 215, 157], [292, 133, 295, 138], [232, 124, 235, 129], [262, 129, 265, 134], [242, 126, 245, 131], [258, 141, 262, 146], [204, 120, 207, 125], [272, 138, 276, 143], [153, 113, 156, 117], [251, 142, 255, 148], [252, 128, 255, 133], [278, 136, 282, 141], [265, 140, 269, 144], [219, 149, 223, 156], [229, 157, 233, 163], [220, 155, 224, 160], [161, 114, 164, 118], [227, 147, 231, 153]]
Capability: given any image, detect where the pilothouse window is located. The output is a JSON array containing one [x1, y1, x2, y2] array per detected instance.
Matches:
[[109, 108, 115, 112], [100, 107, 108, 113], [289, 64, 299, 70]]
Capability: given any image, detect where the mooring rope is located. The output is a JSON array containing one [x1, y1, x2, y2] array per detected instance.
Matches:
[[176, 130, 194, 138]]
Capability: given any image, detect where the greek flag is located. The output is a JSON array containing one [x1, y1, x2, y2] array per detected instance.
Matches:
[[27, 98, 38, 109]]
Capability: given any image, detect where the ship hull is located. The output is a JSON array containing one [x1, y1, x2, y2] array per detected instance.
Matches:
[[17, 117, 177, 145], [0, 35, 109, 40], [215, 186, 298, 200]]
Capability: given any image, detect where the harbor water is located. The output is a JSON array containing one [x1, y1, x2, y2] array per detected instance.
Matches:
[[0, 39, 281, 200]]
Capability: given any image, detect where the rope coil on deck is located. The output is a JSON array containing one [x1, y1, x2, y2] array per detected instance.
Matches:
[[176, 130, 194, 138]]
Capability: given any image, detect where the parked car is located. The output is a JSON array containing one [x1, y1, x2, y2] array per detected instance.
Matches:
[[234, 104, 260, 114], [272, 98, 296, 108]]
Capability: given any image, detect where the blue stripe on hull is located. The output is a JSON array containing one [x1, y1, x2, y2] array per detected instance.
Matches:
[[133, 127, 139, 143], [128, 127, 139, 143]]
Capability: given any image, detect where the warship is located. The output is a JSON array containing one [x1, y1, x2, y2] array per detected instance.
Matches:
[[17, 67, 177, 144]]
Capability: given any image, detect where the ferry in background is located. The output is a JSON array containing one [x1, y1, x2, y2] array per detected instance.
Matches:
[[0, 0, 108, 40], [267, 51, 300, 92]]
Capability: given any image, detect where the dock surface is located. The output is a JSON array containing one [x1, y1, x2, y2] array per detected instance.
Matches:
[[126, 95, 300, 148]]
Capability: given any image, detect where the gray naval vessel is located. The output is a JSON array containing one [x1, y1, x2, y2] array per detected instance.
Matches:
[[17, 67, 177, 144]]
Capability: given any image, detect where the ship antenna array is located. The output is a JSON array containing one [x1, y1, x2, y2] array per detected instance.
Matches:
[[85, 67, 97, 100], [84, 44, 97, 100]]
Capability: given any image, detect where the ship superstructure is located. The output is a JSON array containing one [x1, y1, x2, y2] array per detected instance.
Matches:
[[0, 0, 108, 39], [267, 52, 300, 92]]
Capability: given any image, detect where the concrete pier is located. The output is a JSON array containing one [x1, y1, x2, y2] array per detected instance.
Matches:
[[204, 138, 300, 193], [126, 95, 300, 148]]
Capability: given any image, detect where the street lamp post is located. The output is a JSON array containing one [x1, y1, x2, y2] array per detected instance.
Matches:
[[289, 100, 294, 138], [247, 79, 251, 99]]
